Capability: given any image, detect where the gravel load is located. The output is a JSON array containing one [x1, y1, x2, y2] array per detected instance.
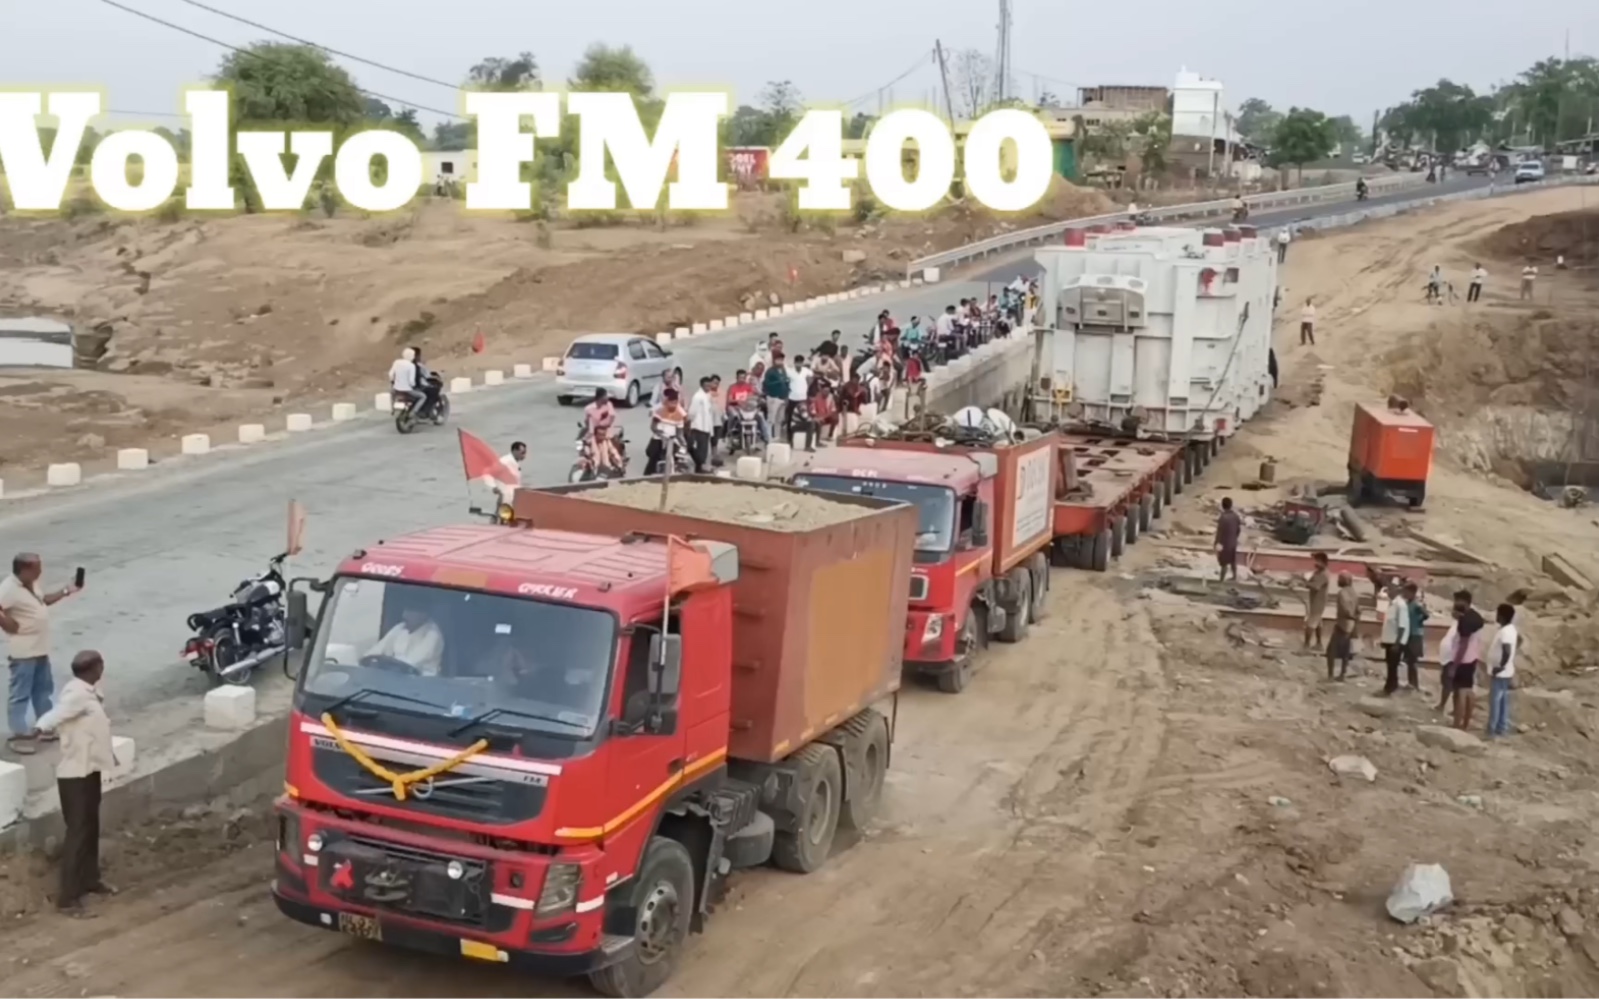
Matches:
[[577, 480, 872, 532]]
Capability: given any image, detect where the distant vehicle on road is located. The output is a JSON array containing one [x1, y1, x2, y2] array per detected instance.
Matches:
[[1515, 160, 1546, 184], [556, 332, 673, 407]]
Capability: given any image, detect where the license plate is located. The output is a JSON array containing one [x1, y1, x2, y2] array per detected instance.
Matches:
[[337, 912, 382, 941]]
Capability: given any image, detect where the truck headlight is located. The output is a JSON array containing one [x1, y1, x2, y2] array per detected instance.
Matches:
[[922, 615, 944, 643], [446, 860, 465, 881], [305, 832, 324, 853], [536, 863, 581, 915]]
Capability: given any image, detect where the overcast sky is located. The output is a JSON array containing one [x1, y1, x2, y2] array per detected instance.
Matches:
[[9, 0, 1594, 130]]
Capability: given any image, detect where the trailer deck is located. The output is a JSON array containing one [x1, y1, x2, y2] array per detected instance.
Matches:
[[1049, 435, 1188, 572]]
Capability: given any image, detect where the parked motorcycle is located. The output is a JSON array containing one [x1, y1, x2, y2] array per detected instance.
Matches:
[[182, 552, 289, 685], [569, 423, 629, 482], [725, 402, 766, 457], [394, 372, 450, 434]]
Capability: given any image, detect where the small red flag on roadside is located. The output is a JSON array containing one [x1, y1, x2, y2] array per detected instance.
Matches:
[[471, 329, 486, 354]]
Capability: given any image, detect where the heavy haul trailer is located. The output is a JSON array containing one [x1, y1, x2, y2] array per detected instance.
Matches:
[[1027, 222, 1278, 476], [1048, 434, 1188, 572], [271, 476, 917, 997], [790, 429, 1065, 693]]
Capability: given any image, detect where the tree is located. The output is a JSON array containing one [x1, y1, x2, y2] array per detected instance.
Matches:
[[1132, 111, 1172, 174], [948, 49, 994, 118], [431, 120, 471, 150], [1328, 114, 1364, 155], [364, 97, 393, 120], [759, 80, 804, 129], [1236, 98, 1282, 144], [1266, 107, 1336, 182], [1079, 119, 1133, 164], [468, 51, 539, 91], [213, 43, 365, 124], [846, 112, 873, 140], [1381, 79, 1493, 153], [1496, 57, 1599, 145], [569, 44, 654, 97]]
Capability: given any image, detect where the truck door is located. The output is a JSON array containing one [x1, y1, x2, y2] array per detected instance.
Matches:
[[605, 620, 686, 827]]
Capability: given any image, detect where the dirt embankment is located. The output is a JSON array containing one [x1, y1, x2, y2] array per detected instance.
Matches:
[[1471, 207, 1599, 265]]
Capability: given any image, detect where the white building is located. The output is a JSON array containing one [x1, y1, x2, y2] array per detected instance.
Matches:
[[422, 149, 477, 184], [1170, 68, 1239, 145]]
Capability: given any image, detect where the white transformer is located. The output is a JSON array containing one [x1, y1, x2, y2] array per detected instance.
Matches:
[[1029, 222, 1277, 441]]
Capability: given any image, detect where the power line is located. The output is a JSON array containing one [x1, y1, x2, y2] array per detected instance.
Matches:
[[92, 0, 465, 119], [841, 51, 934, 110], [167, 0, 459, 92]]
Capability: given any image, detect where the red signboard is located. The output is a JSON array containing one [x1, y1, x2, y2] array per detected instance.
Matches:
[[728, 147, 771, 188]]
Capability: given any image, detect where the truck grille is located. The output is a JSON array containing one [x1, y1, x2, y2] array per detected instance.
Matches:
[[323, 833, 503, 929], [908, 574, 929, 601], [312, 745, 547, 826]]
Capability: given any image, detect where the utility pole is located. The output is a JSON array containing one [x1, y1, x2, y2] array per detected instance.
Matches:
[[934, 42, 956, 123], [993, 0, 1013, 105], [1371, 109, 1380, 156], [1207, 90, 1219, 180]]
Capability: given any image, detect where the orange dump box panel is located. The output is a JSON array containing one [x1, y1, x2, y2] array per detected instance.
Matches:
[[1349, 402, 1434, 485], [1051, 435, 1187, 537], [511, 477, 918, 765]]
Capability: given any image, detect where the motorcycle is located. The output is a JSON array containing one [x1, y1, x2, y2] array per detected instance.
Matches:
[[182, 552, 289, 685], [1232, 203, 1250, 223], [569, 423, 629, 482], [725, 403, 766, 457], [394, 372, 450, 434], [1356, 185, 1369, 202], [647, 423, 694, 476]]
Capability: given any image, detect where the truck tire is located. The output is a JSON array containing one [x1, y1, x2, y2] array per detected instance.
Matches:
[[1048, 537, 1077, 569], [1028, 552, 1051, 621], [588, 837, 695, 998], [1139, 494, 1154, 532], [771, 744, 843, 874], [937, 608, 982, 693], [1109, 517, 1125, 558], [837, 711, 888, 832], [1150, 486, 1163, 520], [997, 568, 1031, 643], [1090, 529, 1111, 571], [1165, 470, 1177, 503], [1125, 509, 1140, 545]]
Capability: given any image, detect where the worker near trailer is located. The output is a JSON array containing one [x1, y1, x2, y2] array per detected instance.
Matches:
[[1213, 497, 1242, 582], [1439, 590, 1486, 728], [1303, 552, 1330, 649], [687, 376, 717, 473], [1327, 572, 1359, 682], [1379, 579, 1412, 696], [1299, 298, 1316, 346], [1401, 581, 1429, 691], [1485, 603, 1519, 739], [1276, 227, 1291, 263]]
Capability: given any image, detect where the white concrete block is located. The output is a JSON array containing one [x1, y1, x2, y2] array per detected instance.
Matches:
[[513, 363, 534, 378], [181, 433, 211, 455], [766, 442, 793, 468], [791, 431, 810, 451], [450, 376, 473, 394], [483, 369, 505, 386], [373, 391, 392, 411], [0, 759, 25, 827], [108, 735, 136, 782], [911, 277, 923, 286], [708, 319, 723, 332], [331, 402, 357, 422], [238, 423, 266, 443], [46, 463, 81, 487], [754, 309, 768, 320], [542, 357, 560, 372], [899, 279, 911, 289], [734, 455, 765, 480], [781, 303, 795, 314], [739, 312, 754, 323], [656, 332, 674, 345], [674, 326, 691, 338], [116, 448, 149, 471], [724, 316, 739, 327], [826, 293, 840, 304], [922, 266, 941, 282], [285, 412, 313, 432], [714, 469, 733, 478], [204, 685, 257, 730], [0, 478, 5, 498], [692, 322, 708, 335]]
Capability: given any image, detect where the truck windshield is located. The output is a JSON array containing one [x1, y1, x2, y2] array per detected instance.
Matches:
[[790, 474, 956, 553], [301, 577, 616, 739]]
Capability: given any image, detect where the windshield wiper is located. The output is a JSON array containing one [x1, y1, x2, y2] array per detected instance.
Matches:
[[322, 686, 447, 719], [448, 705, 589, 738]]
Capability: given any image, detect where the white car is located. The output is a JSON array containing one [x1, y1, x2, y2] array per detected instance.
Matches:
[[555, 333, 674, 407], [1514, 161, 1546, 184]]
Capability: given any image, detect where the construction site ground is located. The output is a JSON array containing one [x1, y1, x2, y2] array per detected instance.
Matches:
[[6, 188, 1599, 998]]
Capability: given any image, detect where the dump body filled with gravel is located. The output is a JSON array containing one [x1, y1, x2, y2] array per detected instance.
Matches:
[[574, 479, 871, 531]]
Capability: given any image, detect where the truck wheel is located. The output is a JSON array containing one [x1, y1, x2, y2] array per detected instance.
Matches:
[[1164, 470, 1177, 503], [1125, 509, 1140, 545], [1028, 552, 1051, 621], [1183, 451, 1196, 484], [1150, 486, 1163, 520], [1048, 537, 1076, 568], [1090, 529, 1111, 571], [937, 610, 981, 693], [838, 712, 888, 832], [1139, 494, 1154, 531], [1109, 517, 1126, 558], [588, 837, 695, 998], [998, 568, 1031, 643], [771, 744, 842, 874]]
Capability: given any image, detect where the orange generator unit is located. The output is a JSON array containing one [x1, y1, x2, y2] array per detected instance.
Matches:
[[1347, 398, 1434, 507]]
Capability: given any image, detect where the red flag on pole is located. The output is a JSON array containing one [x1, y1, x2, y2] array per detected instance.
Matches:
[[458, 429, 516, 486], [666, 536, 717, 596]]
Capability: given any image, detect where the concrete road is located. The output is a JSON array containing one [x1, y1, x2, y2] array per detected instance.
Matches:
[[0, 281, 996, 722]]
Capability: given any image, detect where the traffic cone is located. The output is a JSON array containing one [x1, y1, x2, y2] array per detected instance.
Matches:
[[471, 330, 486, 354]]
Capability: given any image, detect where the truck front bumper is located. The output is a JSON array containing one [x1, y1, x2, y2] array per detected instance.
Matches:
[[272, 883, 625, 977]]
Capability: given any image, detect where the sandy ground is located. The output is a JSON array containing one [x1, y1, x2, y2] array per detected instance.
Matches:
[[0, 183, 1117, 481], [4, 188, 1599, 998]]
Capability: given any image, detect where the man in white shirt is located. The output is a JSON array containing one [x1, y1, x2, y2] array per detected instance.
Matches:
[[749, 333, 779, 371], [1485, 603, 1519, 738], [1300, 298, 1316, 346], [1276, 227, 1291, 263], [1379, 581, 1411, 696], [1521, 263, 1538, 300], [934, 305, 957, 344], [35, 650, 117, 914], [786, 355, 812, 447], [365, 608, 445, 676], [1468, 263, 1487, 303], [1, 552, 81, 755], [492, 441, 526, 504], [687, 376, 717, 473], [388, 348, 419, 409]]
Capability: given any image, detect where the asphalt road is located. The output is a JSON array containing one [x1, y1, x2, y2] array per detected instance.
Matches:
[[0, 171, 1499, 722], [0, 280, 996, 720]]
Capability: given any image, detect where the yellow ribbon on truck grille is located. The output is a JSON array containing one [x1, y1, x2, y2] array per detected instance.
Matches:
[[321, 713, 488, 801]]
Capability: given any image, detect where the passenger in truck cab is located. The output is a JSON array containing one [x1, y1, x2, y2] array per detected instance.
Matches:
[[363, 606, 444, 676]]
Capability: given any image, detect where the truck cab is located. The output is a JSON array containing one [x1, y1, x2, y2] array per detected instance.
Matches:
[[273, 524, 748, 995]]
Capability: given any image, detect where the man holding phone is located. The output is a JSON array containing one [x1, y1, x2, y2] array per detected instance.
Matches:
[[0, 553, 83, 755]]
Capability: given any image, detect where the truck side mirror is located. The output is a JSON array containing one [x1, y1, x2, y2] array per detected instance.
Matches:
[[971, 501, 990, 547], [286, 590, 308, 650], [648, 633, 683, 698]]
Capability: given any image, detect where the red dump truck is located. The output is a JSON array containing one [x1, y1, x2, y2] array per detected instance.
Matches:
[[788, 430, 1066, 693], [272, 477, 916, 997]]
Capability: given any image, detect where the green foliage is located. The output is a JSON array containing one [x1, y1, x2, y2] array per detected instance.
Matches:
[[1132, 112, 1172, 173], [1495, 57, 1599, 145], [1266, 108, 1337, 176], [468, 52, 540, 91], [568, 44, 654, 96], [213, 43, 364, 125], [431, 120, 472, 151], [1236, 98, 1281, 144], [846, 112, 873, 140], [1080, 120, 1132, 163], [1381, 79, 1493, 152], [1327, 115, 1364, 154]]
